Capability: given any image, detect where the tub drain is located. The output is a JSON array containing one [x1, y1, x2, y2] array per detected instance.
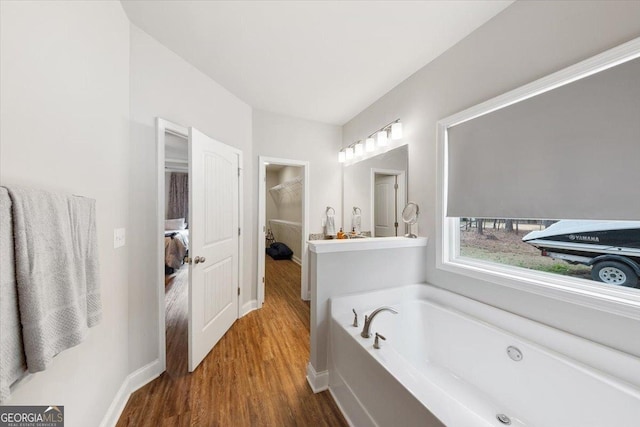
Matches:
[[506, 346, 523, 362], [496, 414, 511, 425]]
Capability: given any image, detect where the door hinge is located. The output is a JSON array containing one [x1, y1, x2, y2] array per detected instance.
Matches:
[[263, 225, 266, 232], [394, 183, 399, 190], [237, 287, 241, 296], [262, 277, 265, 283], [394, 222, 399, 228], [238, 227, 241, 236]]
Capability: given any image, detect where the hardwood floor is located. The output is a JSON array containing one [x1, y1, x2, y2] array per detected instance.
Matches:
[[117, 258, 347, 427]]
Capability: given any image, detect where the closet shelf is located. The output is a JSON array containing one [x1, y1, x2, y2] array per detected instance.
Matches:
[[269, 175, 303, 204], [269, 219, 302, 229]]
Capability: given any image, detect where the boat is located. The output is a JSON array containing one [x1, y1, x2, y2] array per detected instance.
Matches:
[[522, 220, 640, 288]]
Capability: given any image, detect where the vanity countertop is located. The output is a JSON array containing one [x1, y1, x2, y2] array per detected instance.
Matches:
[[308, 236, 427, 254]]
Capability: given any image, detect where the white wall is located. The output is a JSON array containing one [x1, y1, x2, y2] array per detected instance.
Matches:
[[279, 165, 302, 184], [128, 25, 253, 372], [265, 170, 280, 226], [276, 166, 303, 223], [342, 1, 640, 357], [253, 109, 343, 236], [0, 1, 130, 425]]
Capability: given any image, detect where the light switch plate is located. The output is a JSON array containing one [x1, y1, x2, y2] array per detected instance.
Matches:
[[114, 228, 126, 248]]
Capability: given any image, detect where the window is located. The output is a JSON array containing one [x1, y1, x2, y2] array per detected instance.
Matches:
[[459, 218, 640, 288], [437, 38, 640, 318]]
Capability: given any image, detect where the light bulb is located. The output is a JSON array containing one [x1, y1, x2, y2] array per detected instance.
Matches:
[[346, 147, 354, 160], [377, 131, 388, 147], [365, 137, 375, 152], [354, 142, 363, 156], [391, 122, 403, 140]]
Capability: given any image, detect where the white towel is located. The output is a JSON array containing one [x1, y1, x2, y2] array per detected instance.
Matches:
[[0, 188, 27, 403], [5, 186, 101, 373], [325, 214, 336, 237], [351, 214, 361, 234]]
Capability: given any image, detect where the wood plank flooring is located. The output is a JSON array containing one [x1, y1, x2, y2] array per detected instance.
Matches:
[[117, 258, 347, 427]]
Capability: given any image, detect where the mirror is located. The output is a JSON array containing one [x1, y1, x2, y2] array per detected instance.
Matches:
[[343, 145, 408, 237], [402, 202, 419, 238]]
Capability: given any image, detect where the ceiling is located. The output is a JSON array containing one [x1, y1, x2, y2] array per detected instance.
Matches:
[[122, 1, 513, 125], [266, 164, 285, 173]]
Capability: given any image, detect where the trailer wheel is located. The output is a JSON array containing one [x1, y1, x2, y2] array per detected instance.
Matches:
[[591, 261, 638, 287]]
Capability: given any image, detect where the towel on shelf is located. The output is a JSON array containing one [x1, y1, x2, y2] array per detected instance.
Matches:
[[0, 188, 27, 403], [351, 214, 362, 234], [5, 186, 101, 373], [325, 213, 336, 237]]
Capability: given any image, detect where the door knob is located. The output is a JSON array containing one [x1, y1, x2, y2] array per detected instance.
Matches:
[[194, 256, 203, 264]]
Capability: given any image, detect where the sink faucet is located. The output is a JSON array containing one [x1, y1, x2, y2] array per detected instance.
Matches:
[[361, 306, 398, 338]]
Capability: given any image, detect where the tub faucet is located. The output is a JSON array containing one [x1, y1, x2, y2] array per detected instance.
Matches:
[[361, 306, 398, 338], [373, 332, 386, 349]]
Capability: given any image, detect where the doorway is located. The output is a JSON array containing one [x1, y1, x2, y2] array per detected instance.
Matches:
[[257, 157, 310, 305], [162, 124, 190, 376], [371, 168, 406, 237], [156, 118, 243, 374]]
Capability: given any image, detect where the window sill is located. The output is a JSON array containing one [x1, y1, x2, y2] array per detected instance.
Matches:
[[438, 256, 640, 321]]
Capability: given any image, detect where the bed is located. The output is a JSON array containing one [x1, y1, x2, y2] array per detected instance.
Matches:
[[164, 218, 189, 272]]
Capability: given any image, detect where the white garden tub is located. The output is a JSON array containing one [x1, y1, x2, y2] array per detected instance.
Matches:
[[328, 284, 640, 427]]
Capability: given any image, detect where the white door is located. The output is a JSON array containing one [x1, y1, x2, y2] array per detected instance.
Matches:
[[188, 127, 239, 372], [374, 174, 398, 237]]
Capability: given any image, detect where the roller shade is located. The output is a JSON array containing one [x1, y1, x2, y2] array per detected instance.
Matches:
[[447, 56, 640, 220]]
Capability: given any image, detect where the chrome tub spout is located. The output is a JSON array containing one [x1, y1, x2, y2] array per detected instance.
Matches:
[[361, 306, 398, 338]]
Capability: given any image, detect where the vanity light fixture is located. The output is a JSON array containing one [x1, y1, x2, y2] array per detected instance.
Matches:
[[338, 118, 402, 163]]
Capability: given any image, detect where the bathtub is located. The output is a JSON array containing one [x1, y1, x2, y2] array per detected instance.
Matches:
[[328, 284, 640, 427]]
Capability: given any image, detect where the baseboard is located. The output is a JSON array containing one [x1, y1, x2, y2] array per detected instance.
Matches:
[[100, 359, 162, 427], [241, 299, 259, 317], [292, 255, 301, 266], [306, 362, 329, 393]]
